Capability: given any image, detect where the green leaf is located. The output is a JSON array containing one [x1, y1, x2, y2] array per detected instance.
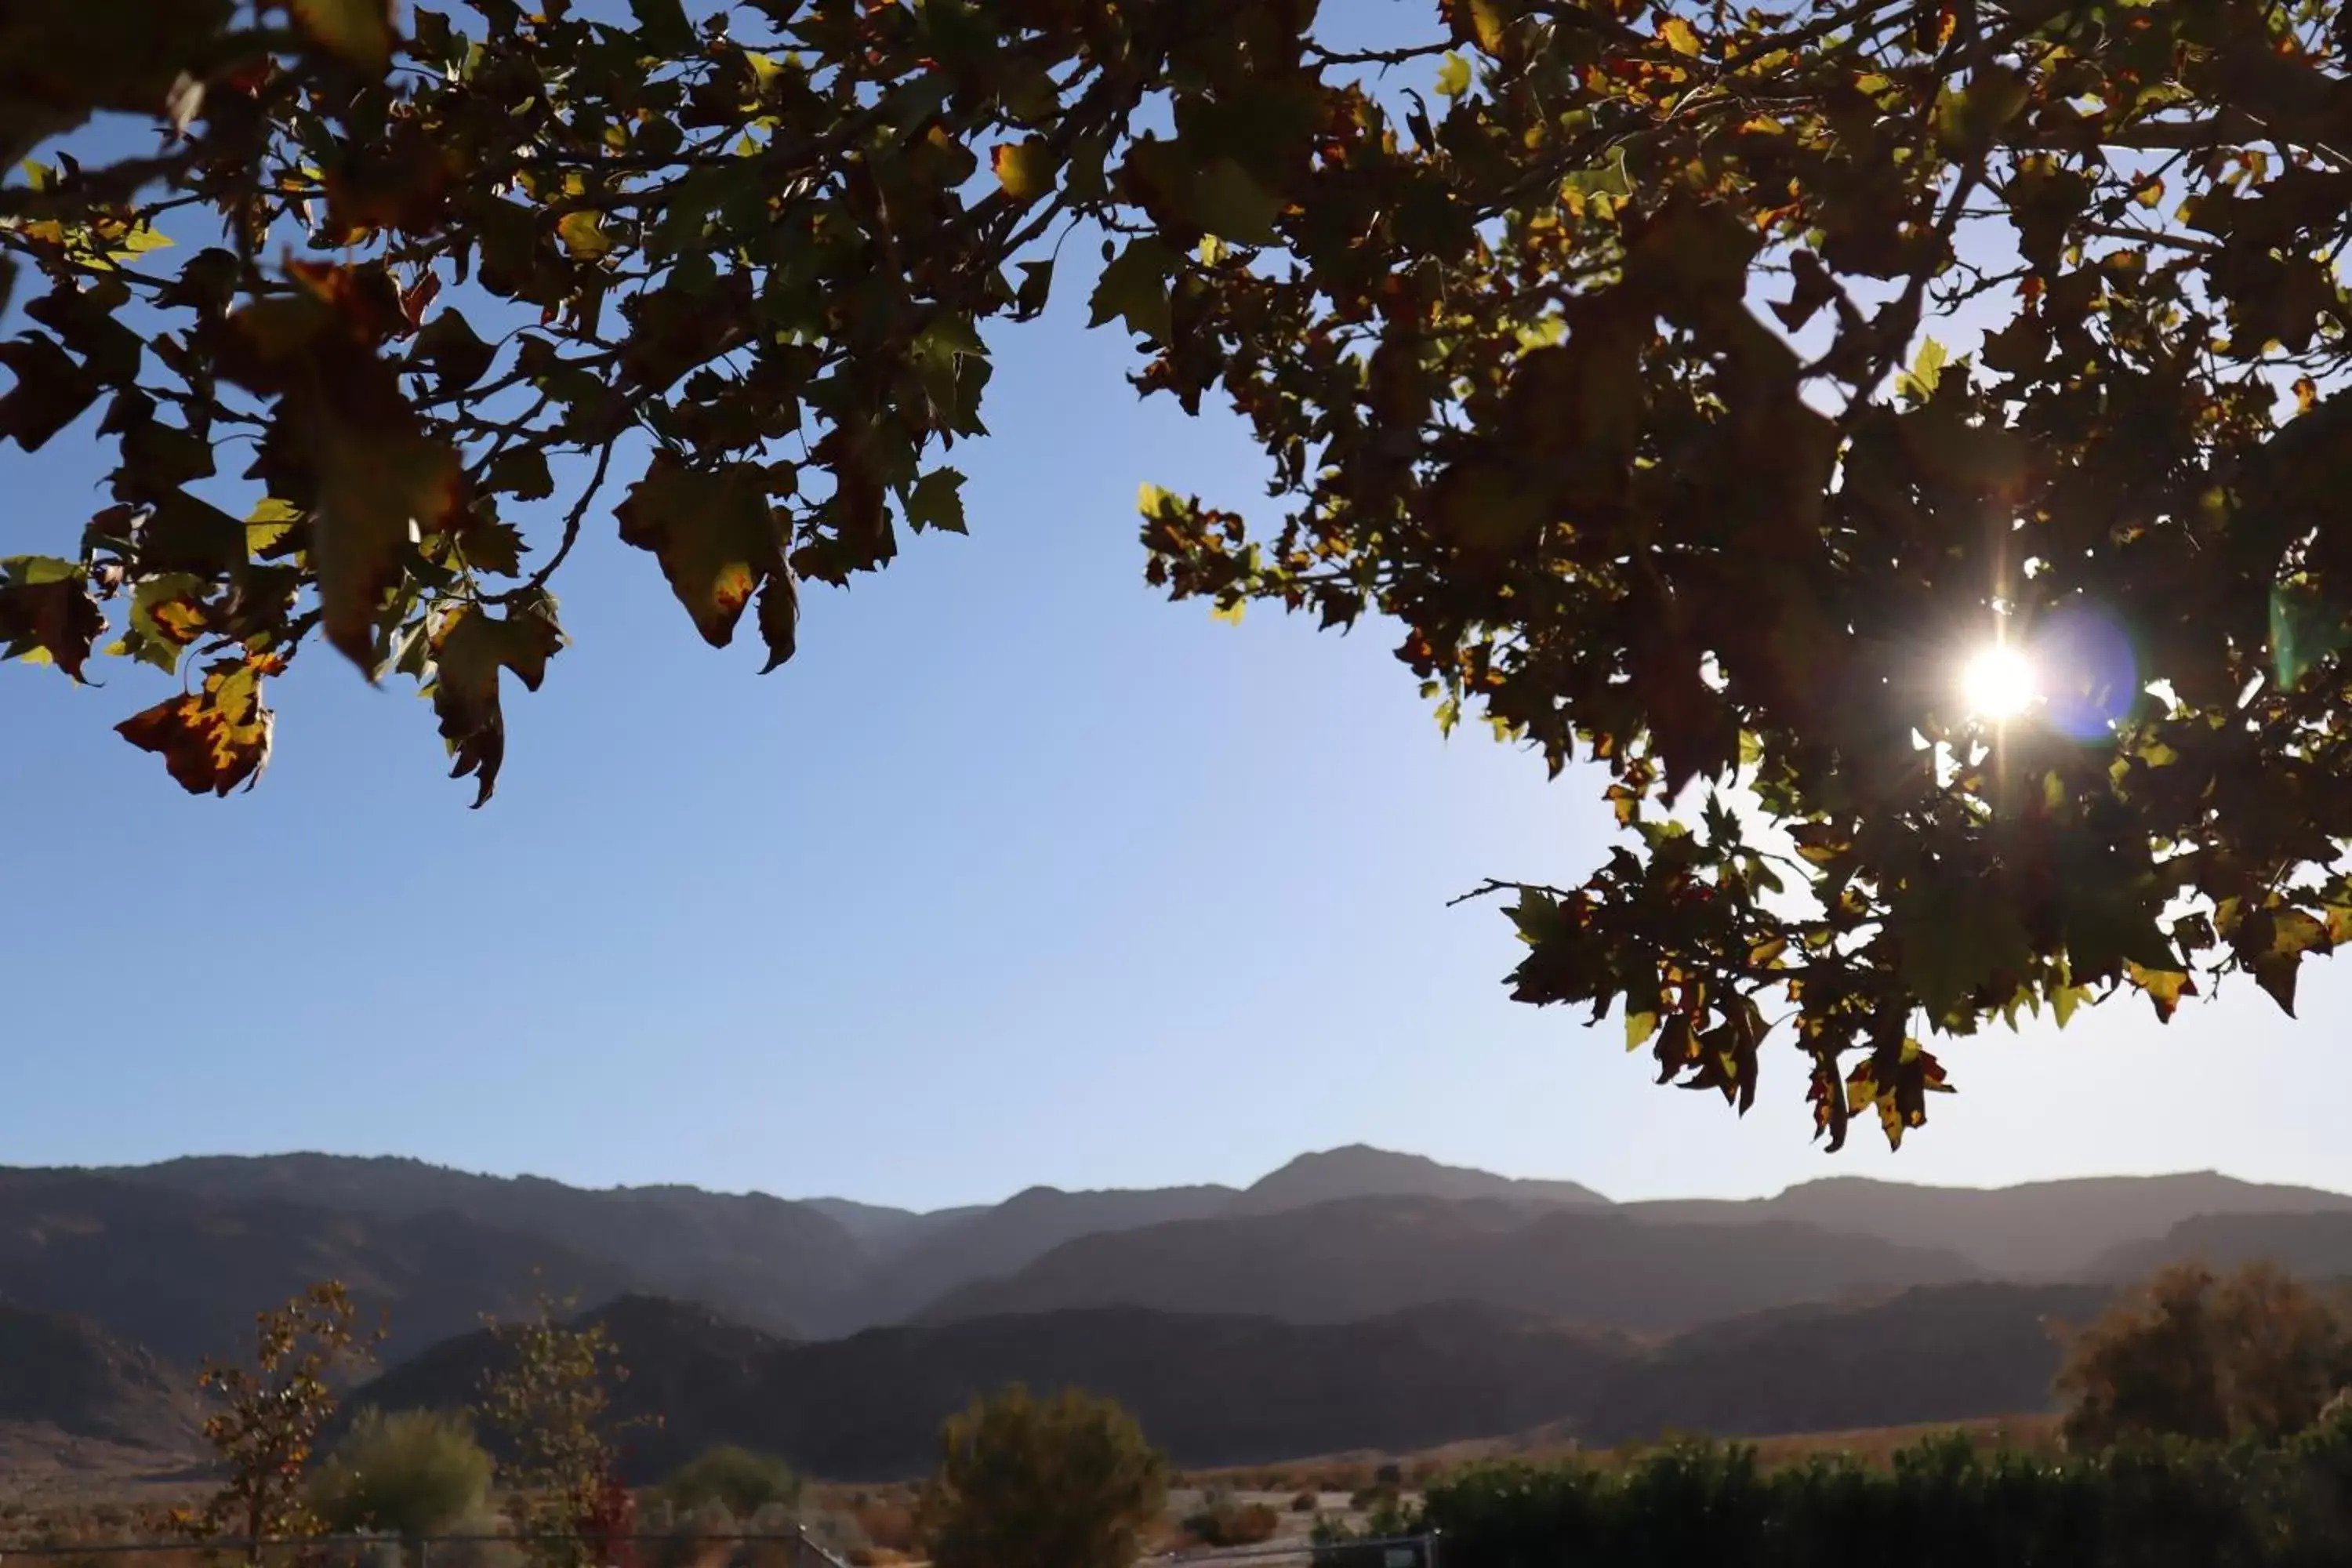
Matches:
[[1013, 260, 1054, 321], [1896, 336, 1948, 401], [312, 418, 463, 672], [756, 568, 798, 674], [1185, 160, 1283, 247], [125, 572, 210, 673], [1933, 63, 2031, 154], [429, 601, 564, 808], [627, 0, 697, 54], [0, 557, 103, 680], [291, 0, 392, 68], [409, 310, 496, 394], [488, 448, 555, 502], [615, 457, 784, 648], [2270, 582, 2350, 691], [1089, 238, 1178, 346], [906, 467, 968, 535]]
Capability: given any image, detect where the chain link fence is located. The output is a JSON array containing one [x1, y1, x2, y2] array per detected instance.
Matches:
[[1145, 1533, 1442, 1568], [0, 1532, 851, 1568], [0, 1528, 1441, 1568]]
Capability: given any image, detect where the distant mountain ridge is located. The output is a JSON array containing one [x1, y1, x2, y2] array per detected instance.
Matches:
[[0, 1167, 627, 1365], [12, 1146, 2352, 1480], [343, 1281, 2116, 1479], [1231, 1145, 1608, 1214], [111, 1153, 862, 1337], [68, 1148, 2352, 1347], [915, 1197, 1981, 1333], [1631, 1171, 2352, 1277]]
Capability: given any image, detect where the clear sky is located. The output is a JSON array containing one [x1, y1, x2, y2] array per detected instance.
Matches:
[[5, 3, 2351, 1213]]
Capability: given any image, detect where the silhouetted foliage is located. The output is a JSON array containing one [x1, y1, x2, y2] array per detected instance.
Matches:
[[916, 1385, 1167, 1568], [23, 0, 2352, 1138], [310, 1407, 494, 1540], [2057, 1260, 2352, 1450], [1399, 1421, 2352, 1568]]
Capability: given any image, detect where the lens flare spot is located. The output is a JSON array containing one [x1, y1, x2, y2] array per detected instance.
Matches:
[[1961, 642, 2038, 720]]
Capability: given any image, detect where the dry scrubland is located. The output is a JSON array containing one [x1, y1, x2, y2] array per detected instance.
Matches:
[[0, 1416, 2063, 1564]]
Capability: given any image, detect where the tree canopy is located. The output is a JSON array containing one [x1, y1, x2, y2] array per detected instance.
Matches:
[[7, 0, 2352, 1146]]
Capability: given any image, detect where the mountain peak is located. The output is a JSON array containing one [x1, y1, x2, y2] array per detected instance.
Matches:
[[1228, 1145, 1609, 1214]]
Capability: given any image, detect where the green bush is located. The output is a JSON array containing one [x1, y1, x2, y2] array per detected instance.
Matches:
[[309, 1409, 494, 1541], [663, 1446, 803, 1521], [1407, 1418, 2352, 1568], [917, 1385, 1167, 1568]]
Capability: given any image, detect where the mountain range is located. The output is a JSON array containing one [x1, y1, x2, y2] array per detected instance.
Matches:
[[8, 1145, 2352, 1479]]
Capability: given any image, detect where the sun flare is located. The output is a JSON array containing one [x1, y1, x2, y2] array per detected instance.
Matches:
[[1960, 642, 2038, 722]]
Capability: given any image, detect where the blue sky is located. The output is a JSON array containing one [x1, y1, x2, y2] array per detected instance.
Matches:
[[5, 3, 2352, 1211]]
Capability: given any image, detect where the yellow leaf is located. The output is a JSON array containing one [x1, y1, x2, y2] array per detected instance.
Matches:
[[992, 138, 1057, 202], [1436, 52, 1472, 97], [1465, 0, 1512, 52], [556, 211, 610, 260], [245, 498, 303, 557], [1660, 15, 1700, 56], [1209, 597, 1245, 626]]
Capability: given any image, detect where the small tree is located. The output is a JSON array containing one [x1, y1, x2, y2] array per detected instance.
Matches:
[[173, 1282, 381, 1560], [475, 1298, 641, 1568], [917, 1385, 1167, 1568], [662, 1446, 800, 1521], [2059, 1260, 2352, 1450], [310, 1408, 494, 1541]]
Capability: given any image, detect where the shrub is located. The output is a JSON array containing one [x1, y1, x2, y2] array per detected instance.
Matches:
[[1291, 1491, 1319, 1513], [1183, 1487, 1279, 1548], [2058, 1261, 2352, 1450], [917, 1385, 1167, 1568], [1409, 1424, 2352, 1568], [664, 1447, 802, 1521], [309, 1408, 493, 1540], [851, 1496, 918, 1555]]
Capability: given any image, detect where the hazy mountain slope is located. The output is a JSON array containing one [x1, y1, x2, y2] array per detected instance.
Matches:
[[1580, 1282, 2112, 1444], [913, 1197, 1980, 1332], [114, 1153, 862, 1335], [800, 1199, 986, 1260], [0, 1169, 630, 1364], [2089, 1211, 2352, 1283], [0, 1301, 201, 1454], [1230, 1146, 1608, 1214], [1633, 1173, 2352, 1278], [845, 1184, 1240, 1326], [347, 1294, 1636, 1479], [349, 1279, 2129, 1481]]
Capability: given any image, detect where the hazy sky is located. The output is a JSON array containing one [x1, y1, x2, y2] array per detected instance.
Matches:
[[5, 3, 2351, 1211]]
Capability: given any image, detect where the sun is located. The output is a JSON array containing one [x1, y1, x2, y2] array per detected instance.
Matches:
[[1960, 642, 2038, 721]]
